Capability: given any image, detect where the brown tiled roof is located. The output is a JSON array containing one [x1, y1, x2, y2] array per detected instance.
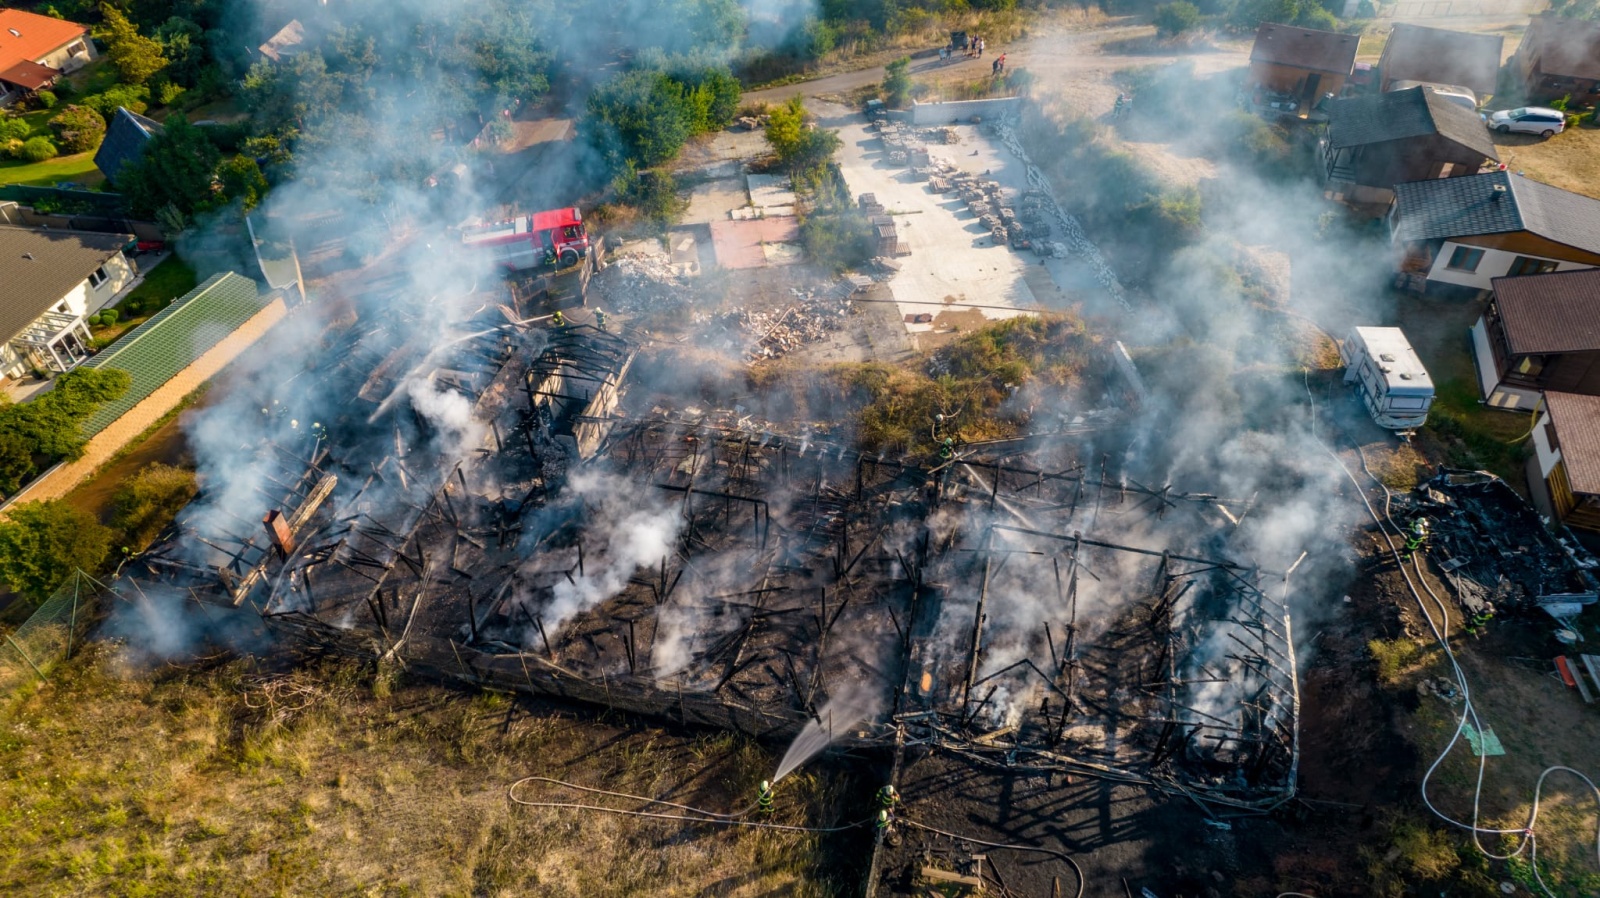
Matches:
[[1491, 268, 1600, 354], [1545, 391, 1600, 495], [0, 59, 59, 91], [1520, 13, 1600, 82], [1380, 23, 1504, 97], [1250, 23, 1358, 76], [0, 9, 87, 72], [0, 226, 132, 344]]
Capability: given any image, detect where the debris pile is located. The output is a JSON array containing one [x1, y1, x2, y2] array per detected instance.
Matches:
[[1408, 469, 1600, 613], [591, 253, 689, 313], [738, 279, 866, 360]]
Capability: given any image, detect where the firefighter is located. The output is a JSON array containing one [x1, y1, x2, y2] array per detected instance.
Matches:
[[1401, 517, 1430, 562], [1113, 94, 1126, 118], [757, 780, 775, 816], [551, 309, 566, 328], [595, 309, 608, 331], [1464, 603, 1495, 637], [875, 810, 891, 833], [939, 438, 954, 461], [875, 784, 899, 811]]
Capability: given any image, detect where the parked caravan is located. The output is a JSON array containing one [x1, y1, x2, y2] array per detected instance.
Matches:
[[1340, 326, 1435, 431]]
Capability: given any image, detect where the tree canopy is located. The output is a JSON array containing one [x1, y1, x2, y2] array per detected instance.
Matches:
[[765, 96, 842, 177], [0, 501, 113, 604], [99, 4, 170, 85], [0, 367, 131, 495], [114, 116, 221, 220], [584, 63, 741, 173]]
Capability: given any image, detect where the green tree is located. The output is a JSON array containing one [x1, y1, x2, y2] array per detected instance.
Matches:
[[0, 431, 33, 497], [883, 56, 912, 108], [99, 4, 170, 85], [765, 96, 842, 176], [0, 500, 113, 603], [48, 105, 106, 153], [0, 367, 131, 465], [584, 69, 694, 170], [217, 154, 268, 210], [1155, 1, 1203, 35], [114, 116, 221, 220], [111, 463, 198, 550]]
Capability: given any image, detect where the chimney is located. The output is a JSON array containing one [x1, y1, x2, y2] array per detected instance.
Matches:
[[263, 509, 295, 559], [1492, 183, 1507, 201]]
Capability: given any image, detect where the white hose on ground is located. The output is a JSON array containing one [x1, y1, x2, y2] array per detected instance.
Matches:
[[1304, 370, 1600, 897], [507, 775, 868, 833]]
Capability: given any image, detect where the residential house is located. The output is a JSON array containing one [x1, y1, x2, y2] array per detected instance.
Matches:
[[1389, 171, 1600, 295], [1322, 87, 1498, 207], [1510, 13, 1600, 106], [1469, 268, 1600, 409], [1248, 24, 1359, 113], [1529, 391, 1600, 531], [0, 226, 137, 379], [1377, 23, 1503, 101], [93, 107, 164, 186], [0, 9, 94, 107]]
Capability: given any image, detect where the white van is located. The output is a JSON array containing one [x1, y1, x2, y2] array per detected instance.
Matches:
[[1339, 327, 1435, 431]]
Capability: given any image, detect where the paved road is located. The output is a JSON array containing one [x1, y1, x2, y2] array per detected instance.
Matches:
[[742, 26, 1253, 107]]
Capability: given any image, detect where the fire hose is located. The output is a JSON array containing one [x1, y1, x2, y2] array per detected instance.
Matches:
[[508, 776, 1086, 897], [1305, 370, 1600, 897]]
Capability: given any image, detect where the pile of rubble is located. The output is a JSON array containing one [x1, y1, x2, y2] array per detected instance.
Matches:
[[739, 278, 868, 360], [1408, 469, 1600, 614], [591, 253, 689, 314]]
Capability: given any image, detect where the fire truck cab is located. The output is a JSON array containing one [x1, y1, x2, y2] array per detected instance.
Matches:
[[461, 207, 590, 271]]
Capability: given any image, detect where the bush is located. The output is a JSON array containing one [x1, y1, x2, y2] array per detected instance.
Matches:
[[111, 463, 198, 551], [34, 89, 57, 109], [799, 209, 875, 272], [1154, 1, 1202, 35], [100, 309, 119, 325], [49, 104, 106, 153], [82, 83, 151, 118], [20, 136, 58, 162], [0, 116, 29, 143], [156, 80, 186, 108], [0, 500, 114, 602]]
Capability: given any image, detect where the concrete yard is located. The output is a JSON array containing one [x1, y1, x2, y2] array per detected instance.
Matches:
[[827, 105, 1120, 346]]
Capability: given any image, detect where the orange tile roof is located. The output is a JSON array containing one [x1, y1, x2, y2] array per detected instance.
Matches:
[[0, 9, 88, 72]]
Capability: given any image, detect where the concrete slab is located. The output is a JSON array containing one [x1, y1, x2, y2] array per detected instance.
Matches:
[[828, 110, 1118, 339], [709, 217, 801, 270], [747, 173, 798, 213], [683, 177, 750, 225]]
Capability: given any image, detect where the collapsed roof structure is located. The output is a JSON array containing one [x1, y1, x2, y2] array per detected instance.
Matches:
[[118, 278, 1307, 811]]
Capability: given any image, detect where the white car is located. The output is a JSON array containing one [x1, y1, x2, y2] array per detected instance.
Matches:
[[1486, 107, 1566, 137]]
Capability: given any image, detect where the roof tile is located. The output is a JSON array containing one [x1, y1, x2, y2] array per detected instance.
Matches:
[[1491, 268, 1600, 355], [1544, 391, 1600, 495]]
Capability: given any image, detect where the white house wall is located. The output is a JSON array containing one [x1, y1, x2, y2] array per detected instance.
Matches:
[[1426, 240, 1593, 290], [34, 38, 96, 74], [1468, 315, 1541, 409], [80, 252, 135, 315], [1533, 408, 1562, 479]]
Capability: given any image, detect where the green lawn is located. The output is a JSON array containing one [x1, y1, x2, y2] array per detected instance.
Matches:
[[0, 151, 103, 188], [91, 257, 199, 343]]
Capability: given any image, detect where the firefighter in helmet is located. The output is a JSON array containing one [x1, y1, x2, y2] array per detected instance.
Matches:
[[757, 780, 775, 816], [595, 309, 608, 331], [875, 784, 899, 812], [1401, 516, 1429, 563], [938, 438, 954, 460], [551, 309, 566, 328]]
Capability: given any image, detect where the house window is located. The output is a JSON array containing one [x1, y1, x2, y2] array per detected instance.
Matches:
[[66, 41, 86, 56], [87, 265, 108, 288], [1508, 256, 1560, 276], [1446, 246, 1485, 271]]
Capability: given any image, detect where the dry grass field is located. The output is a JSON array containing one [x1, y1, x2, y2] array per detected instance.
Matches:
[[0, 649, 863, 898]]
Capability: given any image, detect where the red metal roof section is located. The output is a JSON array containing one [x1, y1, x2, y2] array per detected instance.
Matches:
[[0, 9, 88, 72]]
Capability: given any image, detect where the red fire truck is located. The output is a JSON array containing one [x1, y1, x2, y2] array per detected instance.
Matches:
[[461, 208, 591, 271]]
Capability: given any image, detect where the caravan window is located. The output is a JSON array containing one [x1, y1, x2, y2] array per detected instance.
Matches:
[[1389, 397, 1429, 410]]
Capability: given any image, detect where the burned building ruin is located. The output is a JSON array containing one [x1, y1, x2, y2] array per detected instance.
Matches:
[[120, 286, 1306, 811]]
